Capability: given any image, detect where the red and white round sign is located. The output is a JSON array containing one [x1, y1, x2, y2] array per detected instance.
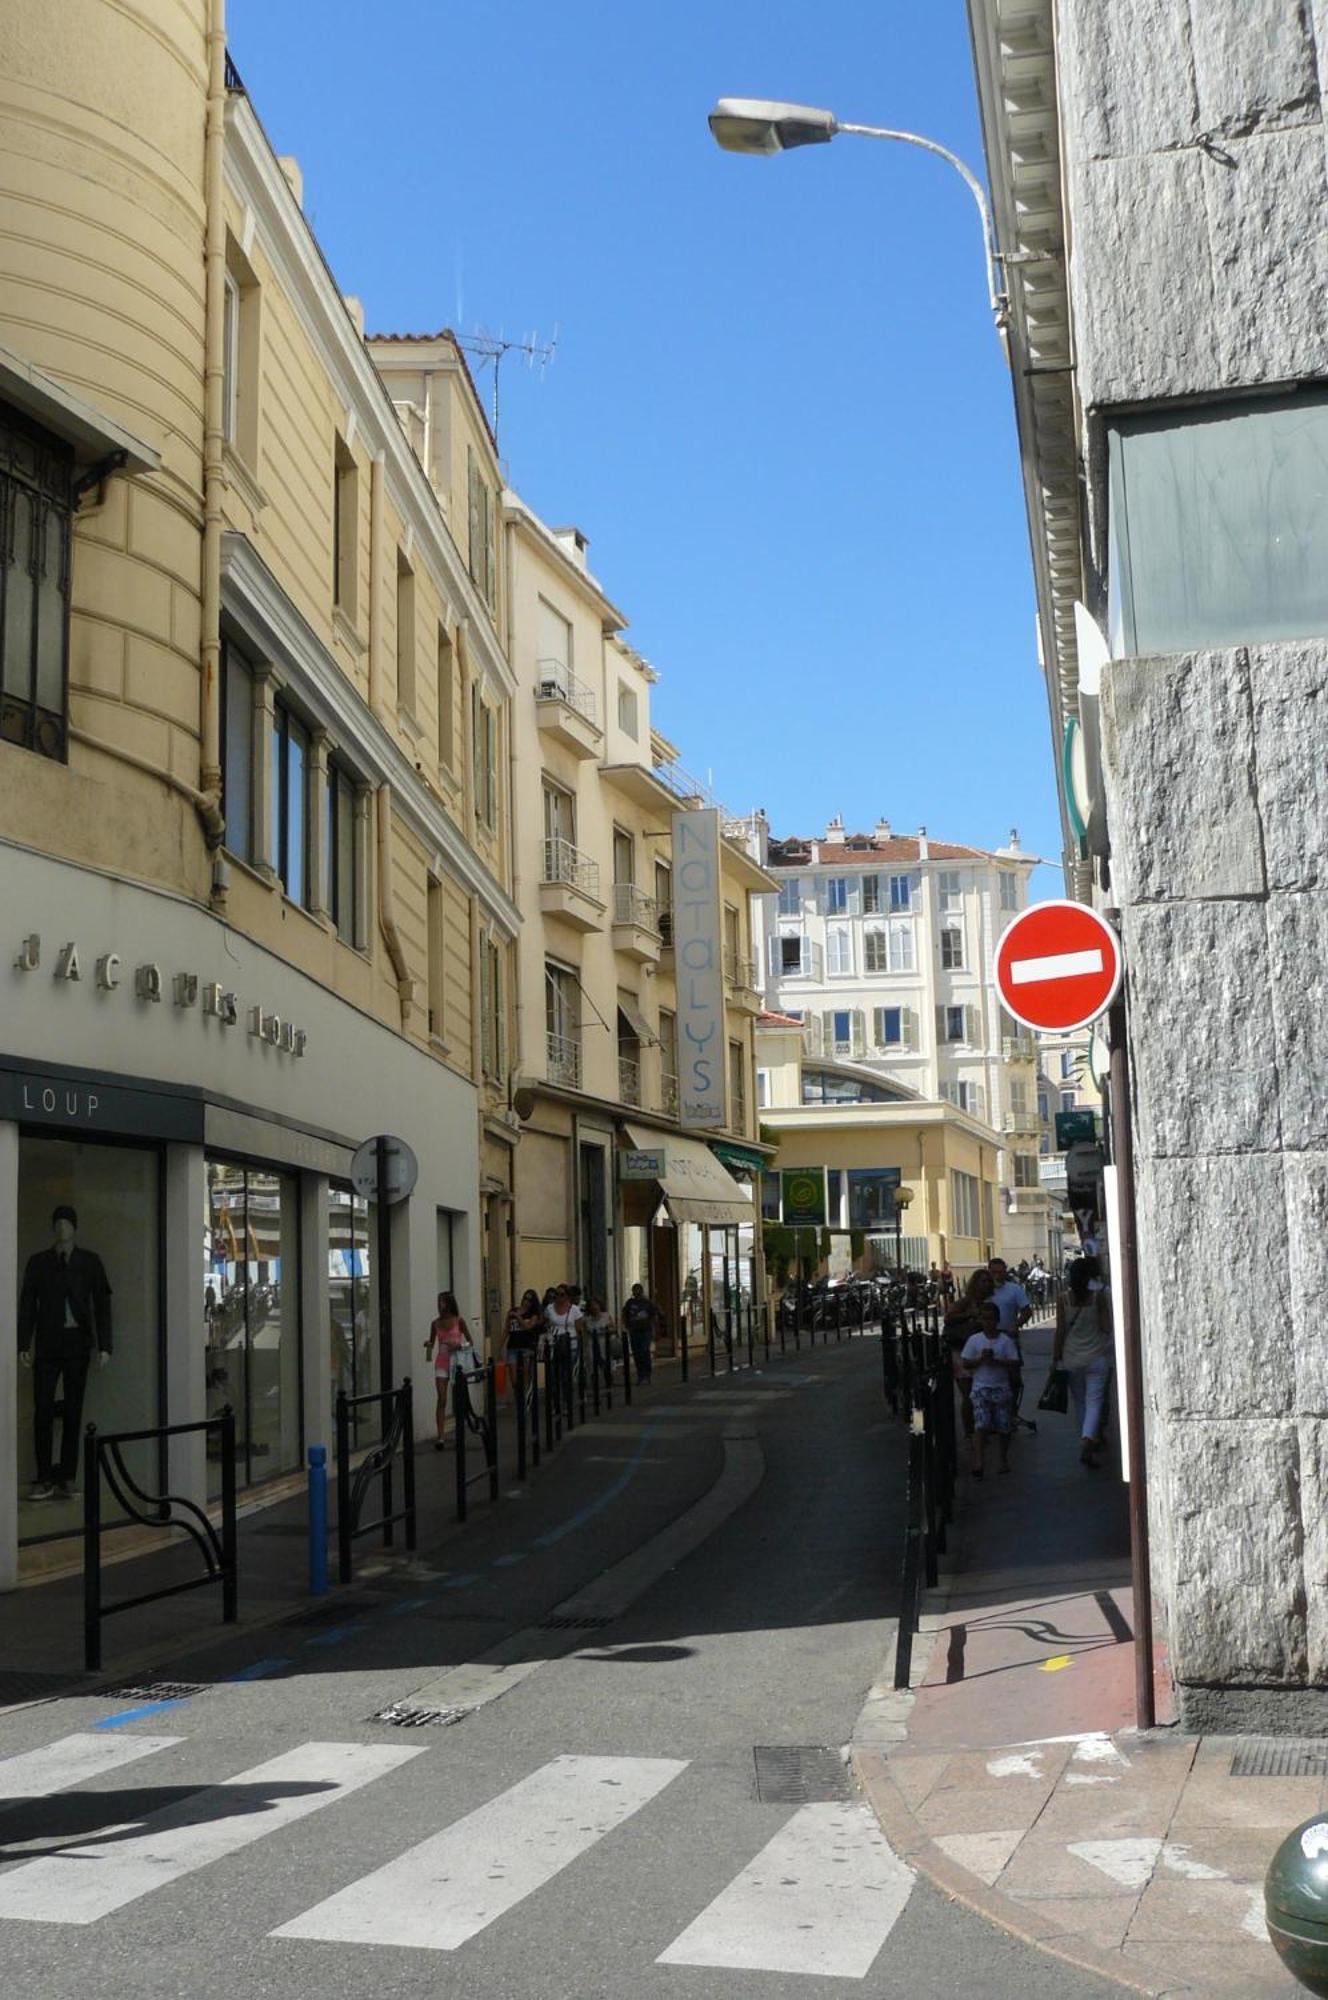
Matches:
[[993, 900, 1123, 1035]]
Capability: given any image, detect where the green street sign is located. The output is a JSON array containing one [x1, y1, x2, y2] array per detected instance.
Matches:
[[781, 1168, 826, 1227], [1055, 1108, 1098, 1149]]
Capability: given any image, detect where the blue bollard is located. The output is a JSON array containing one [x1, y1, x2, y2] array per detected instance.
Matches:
[[307, 1443, 328, 1596]]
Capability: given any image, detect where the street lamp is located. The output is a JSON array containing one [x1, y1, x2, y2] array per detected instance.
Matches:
[[892, 1185, 914, 1278], [707, 96, 1010, 332]]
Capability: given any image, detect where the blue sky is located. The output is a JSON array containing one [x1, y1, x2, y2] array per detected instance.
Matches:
[[229, 0, 1060, 884]]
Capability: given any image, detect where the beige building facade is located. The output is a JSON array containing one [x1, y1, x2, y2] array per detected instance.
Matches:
[[0, 3, 514, 1585], [504, 500, 774, 1348], [756, 1016, 1004, 1281]]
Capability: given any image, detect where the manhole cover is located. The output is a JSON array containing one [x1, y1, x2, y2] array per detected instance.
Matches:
[[1231, 1737, 1328, 1778], [0, 1671, 83, 1707], [537, 1614, 616, 1631], [370, 1702, 469, 1728], [99, 1680, 210, 1702], [753, 1745, 852, 1804]]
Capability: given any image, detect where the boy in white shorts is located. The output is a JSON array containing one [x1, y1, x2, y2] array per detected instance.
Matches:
[[961, 1302, 1020, 1477]]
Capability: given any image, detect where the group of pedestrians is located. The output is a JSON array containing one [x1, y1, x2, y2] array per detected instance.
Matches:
[[502, 1282, 661, 1386], [943, 1254, 1112, 1478]]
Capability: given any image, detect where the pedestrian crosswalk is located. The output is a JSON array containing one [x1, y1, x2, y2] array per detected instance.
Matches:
[[0, 1730, 915, 1977]]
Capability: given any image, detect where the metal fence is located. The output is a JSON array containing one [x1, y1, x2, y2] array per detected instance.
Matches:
[[335, 1380, 416, 1584]]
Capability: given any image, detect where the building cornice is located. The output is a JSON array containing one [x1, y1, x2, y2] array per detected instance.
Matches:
[[503, 495, 628, 632], [220, 532, 520, 939], [223, 96, 514, 701], [966, 0, 1089, 898]]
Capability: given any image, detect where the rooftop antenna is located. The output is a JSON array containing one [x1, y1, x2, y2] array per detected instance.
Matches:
[[453, 325, 558, 447]]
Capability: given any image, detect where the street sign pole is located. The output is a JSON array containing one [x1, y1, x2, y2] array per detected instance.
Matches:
[[377, 1132, 393, 1398], [1106, 966, 1155, 1734]]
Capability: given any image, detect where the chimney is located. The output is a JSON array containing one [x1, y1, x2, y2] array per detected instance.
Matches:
[[1008, 826, 1021, 850], [277, 155, 304, 208], [553, 526, 589, 570], [918, 825, 929, 861], [825, 814, 845, 841], [874, 817, 892, 842]]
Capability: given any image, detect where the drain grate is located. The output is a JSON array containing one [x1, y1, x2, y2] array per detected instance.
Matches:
[[0, 1671, 84, 1707], [753, 1745, 853, 1805], [370, 1702, 469, 1729], [99, 1679, 210, 1702], [537, 1613, 616, 1631], [1231, 1737, 1328, 1778]]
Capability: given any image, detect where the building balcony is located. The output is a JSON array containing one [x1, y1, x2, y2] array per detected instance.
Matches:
[[1003, 1035, 1037, 1063], [612, 882, 661, 964], [618, 1053, 642, 1107], [547, 1031, 583, 1091], [534, 664, 601, 759], [1008, 1184, 1050, 1212], [660, 1070, 679, 1117], [1004, 1113, 1043, 1140], [540, 836, 604, 932], [723, 946, 761, 1012], [657, 908, 674, 951]]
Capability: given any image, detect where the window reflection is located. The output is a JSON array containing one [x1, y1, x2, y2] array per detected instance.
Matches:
[[204, 1159, 301, 1493]]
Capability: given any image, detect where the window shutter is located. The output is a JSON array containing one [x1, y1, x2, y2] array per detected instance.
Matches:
[[852, 1009, 866, 1058], [904, 1007, 917, 1050], [967, 1004, 980, 1045], [873, 1006, 886, 1047], [936, 1004, 947, 1044], [478, 934, 492, 1073], [768, 935, 780, 980], [805, 1012, 822, 1055], [467, 448, 482, 584], [847, 879, 861, 916], [976, 1083, 986, 1119], [799, 935, 811, 976], [822, 1009, 837, 1053]]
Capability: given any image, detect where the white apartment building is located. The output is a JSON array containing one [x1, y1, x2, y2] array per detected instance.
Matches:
[[755, 815, 1051, 1264]]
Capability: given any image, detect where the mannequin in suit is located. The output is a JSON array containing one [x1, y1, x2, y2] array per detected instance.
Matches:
[[18, 1204, 112, 1500]]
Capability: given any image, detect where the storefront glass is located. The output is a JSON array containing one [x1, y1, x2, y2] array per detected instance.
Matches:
[[328, 1183, 376, 1443], [204, 1157, 301, 1494], [17, 1136, 161, 1545]]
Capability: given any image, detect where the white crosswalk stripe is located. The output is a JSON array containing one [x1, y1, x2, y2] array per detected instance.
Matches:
[[0, 1740, 420, 1925], [656, 1800, 915, 1979], [0, 1731, 181, 1803], [272, 1752, 688, 1951]]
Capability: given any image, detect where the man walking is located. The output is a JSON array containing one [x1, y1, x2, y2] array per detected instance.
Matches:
[[621, 1283, 658, 1384]]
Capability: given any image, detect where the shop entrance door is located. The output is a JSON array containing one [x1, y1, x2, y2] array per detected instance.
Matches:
[[578, 1142, 608, 1302], [650, 1223, 680, 1355]]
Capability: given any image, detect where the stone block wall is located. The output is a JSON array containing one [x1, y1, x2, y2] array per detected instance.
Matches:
[[1061, 0, 1328, 1726]]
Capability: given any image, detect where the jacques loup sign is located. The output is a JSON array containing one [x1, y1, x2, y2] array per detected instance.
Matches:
[[11, 933, 309, 1058], [671, 808, 725, 1129]]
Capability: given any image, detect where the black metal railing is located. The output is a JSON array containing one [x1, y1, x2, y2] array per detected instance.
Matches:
[[84, 1411, 237, 1671], [453, 1362, 498, 1522], [892, 1310, 957, 1689], [336, 1380, 416, 1584]]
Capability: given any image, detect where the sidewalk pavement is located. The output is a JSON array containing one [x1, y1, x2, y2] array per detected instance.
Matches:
[[854, 1319, 1304, 2000]]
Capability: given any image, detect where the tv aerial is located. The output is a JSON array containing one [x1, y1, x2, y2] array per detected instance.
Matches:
[[453, 325, 558, 446]]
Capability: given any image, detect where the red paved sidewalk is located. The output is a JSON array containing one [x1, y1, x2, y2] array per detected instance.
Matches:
[[854, 1321, 1302, 1998]]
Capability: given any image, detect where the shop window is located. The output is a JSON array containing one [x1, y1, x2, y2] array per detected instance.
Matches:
[[1109, 390, 1328, 656], [271, 698, 311, 905], [16, 1137, 160, 1543], [0, 401, 72, 763], [328, 1182, 376, 1442], [205, 1159, 301, 1492]]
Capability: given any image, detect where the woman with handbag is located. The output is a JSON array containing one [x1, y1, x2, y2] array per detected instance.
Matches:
[[425, 1291, 470, 1451], [1053, 1257, 1113, 1467]]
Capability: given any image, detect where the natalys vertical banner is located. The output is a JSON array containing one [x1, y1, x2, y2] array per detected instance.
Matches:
[[672, 807, 725, 1128]]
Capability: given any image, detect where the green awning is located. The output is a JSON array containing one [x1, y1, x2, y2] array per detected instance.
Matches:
[[709, 1141, 768, 1176]]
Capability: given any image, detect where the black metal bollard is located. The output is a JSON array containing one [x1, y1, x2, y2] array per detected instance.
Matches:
[[336, 1389, 352, 1583], [530, 1346, 541, 1467], [679, 1312, 688, 1382], [83, 1425, 101, 1671], [484, 1362, 499, 1501], [454, 1368, 469, 1522], [577, 1340, 587, 1424], [515, 1350, 528, 1481]]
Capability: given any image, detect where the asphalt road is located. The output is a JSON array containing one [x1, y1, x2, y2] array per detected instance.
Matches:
[[0, 1338, 1121, 1998]]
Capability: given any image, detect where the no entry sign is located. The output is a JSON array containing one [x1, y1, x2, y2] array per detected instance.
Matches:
[[993, 900, 1123, 1034]]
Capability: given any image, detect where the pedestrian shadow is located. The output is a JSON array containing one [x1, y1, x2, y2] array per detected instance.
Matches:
[[0, 1780, 332, 1860]]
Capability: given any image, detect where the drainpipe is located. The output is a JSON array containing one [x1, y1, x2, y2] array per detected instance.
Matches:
[[368, 452, 387, 719], [198, 0, 227, 852], [376, 785, 414, 1029]]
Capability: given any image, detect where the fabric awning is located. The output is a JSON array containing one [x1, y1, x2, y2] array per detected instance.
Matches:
[[617, 994, 655, 1046], [709, 1140, 768, 1176], [621, 1124, 756, 1228]]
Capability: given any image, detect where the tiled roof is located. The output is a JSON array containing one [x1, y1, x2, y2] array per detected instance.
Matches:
[[759, 1010, 806, 1028], [767, 834, 1004, 866]]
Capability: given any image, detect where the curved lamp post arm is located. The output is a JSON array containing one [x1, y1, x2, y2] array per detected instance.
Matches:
[[837, 122, 1009, 330]]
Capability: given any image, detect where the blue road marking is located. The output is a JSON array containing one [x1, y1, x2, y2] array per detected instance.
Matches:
[[491, 1553, 526, 1567], [91, 1699, 193, 1730], [530, 1426, 656, 1549], [226, 1658, 291, 1680], [387, 1597, 432, 1616], [439, 1573, 479, 1590], [304, 1622, 363, 1648]]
